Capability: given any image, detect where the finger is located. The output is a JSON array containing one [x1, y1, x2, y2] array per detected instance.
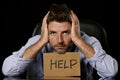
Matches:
[[43, 11, 50, 23], [71, 11, 80, 36], [41, 11, 50, 33], [71, 11, 79, 25], [70, 11, 75, 27], [42, 11, 50, 28]]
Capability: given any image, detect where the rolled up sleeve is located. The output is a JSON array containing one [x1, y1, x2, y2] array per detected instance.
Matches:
[[2, 54, 33, 76], [2, 35, 40, 76], [88, 38, 118, 78]]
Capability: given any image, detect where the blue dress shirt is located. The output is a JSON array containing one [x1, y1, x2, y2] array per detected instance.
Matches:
[[2, 32, 118, 79]]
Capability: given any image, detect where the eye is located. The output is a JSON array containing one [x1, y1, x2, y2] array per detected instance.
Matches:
[[50, 32, 56, 36], [63, 31, 69, 36]]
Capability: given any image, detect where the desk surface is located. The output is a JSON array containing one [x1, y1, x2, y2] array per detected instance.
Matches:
[[3, 76, 115, 80], [3, 77, 80, 80]]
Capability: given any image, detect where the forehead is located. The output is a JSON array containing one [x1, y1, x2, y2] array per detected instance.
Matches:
[[48, 21, 71, 31]]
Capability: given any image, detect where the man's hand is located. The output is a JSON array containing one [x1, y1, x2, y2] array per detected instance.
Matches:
[[22, 12, 50, 59], [40, 11, 49, 44], [70, 11, 95, 59], [70, 11, 81, 42]]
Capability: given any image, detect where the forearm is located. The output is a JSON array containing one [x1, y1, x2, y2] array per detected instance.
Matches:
[[97, 55, 118, 78], [22, 38, 46, 59], [90, 54, 118, 78], [73, 37, 95, 59], [87, 44, 118, 78], [2, 55, 33, 76]]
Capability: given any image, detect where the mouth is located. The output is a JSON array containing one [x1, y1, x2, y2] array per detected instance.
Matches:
[[55, 46, 65, 49], [54, 46, 66, 54], [55, 45, 66, 50], [55, 44, 66, 47], [54, 45, 67, 53]]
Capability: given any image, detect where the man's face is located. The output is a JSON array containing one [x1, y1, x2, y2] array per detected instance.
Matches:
[[48, 21, 72, 54]]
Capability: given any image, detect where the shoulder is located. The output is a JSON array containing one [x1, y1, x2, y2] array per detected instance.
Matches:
[[81, 31, 100, 45], [28, 35, 41, 42], [24, 35, 41, 47]]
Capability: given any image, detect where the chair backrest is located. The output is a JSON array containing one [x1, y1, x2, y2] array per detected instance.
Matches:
[[80, 19, 108, 51], [32, 19, 108, 51]]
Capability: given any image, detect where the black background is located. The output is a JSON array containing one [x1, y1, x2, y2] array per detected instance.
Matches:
[[0, 0, 119, 79]]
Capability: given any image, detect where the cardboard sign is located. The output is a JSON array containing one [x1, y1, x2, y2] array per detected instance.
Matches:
[[43, 52, 80, 76], [44, 76, 81, 80]]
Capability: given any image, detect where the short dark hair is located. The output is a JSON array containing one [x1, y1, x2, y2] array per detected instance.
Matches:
[[47, 3, 72, 25]]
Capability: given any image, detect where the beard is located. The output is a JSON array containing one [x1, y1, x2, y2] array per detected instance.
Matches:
[[50, 42, 74, 54]]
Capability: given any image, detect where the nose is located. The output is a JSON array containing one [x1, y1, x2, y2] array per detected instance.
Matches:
[[58, 34, 64, 44]]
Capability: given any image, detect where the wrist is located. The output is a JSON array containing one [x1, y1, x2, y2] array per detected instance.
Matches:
[[72, 36, 81, 43], [39, 38, 48, 46]]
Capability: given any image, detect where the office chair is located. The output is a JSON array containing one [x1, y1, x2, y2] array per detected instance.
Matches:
[[32, 19, 108, 52]]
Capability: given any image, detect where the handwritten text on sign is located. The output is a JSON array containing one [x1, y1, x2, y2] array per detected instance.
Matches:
[[43, 52, 80, 76]]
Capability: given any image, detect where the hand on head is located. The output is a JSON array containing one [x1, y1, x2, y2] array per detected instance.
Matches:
[[70, 11, 81, 42], [40, 11, 50, 44]]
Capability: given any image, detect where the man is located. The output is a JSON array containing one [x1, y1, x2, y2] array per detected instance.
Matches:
[[2, 3, 118, 80]]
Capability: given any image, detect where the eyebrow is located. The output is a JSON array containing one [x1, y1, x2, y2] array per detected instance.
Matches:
[[49, 29, 70, 33], [49, 31, 56, 33]]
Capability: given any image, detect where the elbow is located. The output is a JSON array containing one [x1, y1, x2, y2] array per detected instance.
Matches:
[[108, 58, 118, 77], [2, 66, 19, 77], [2, 67, 12, 76], [2, 70, 12, 76], [2, 73, 19, 77], [2, 56, 20, 76], [2, 62, 22, 77], [2, 70, 21, 77], [104, 70, 118, 78], [98, 69, 118, 78], [97, 57, 118, 78], [109, 60, 118, 77], [100, 59, 118, 78], [2, 60, 12, 76], [107, 68, 118, 78]]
